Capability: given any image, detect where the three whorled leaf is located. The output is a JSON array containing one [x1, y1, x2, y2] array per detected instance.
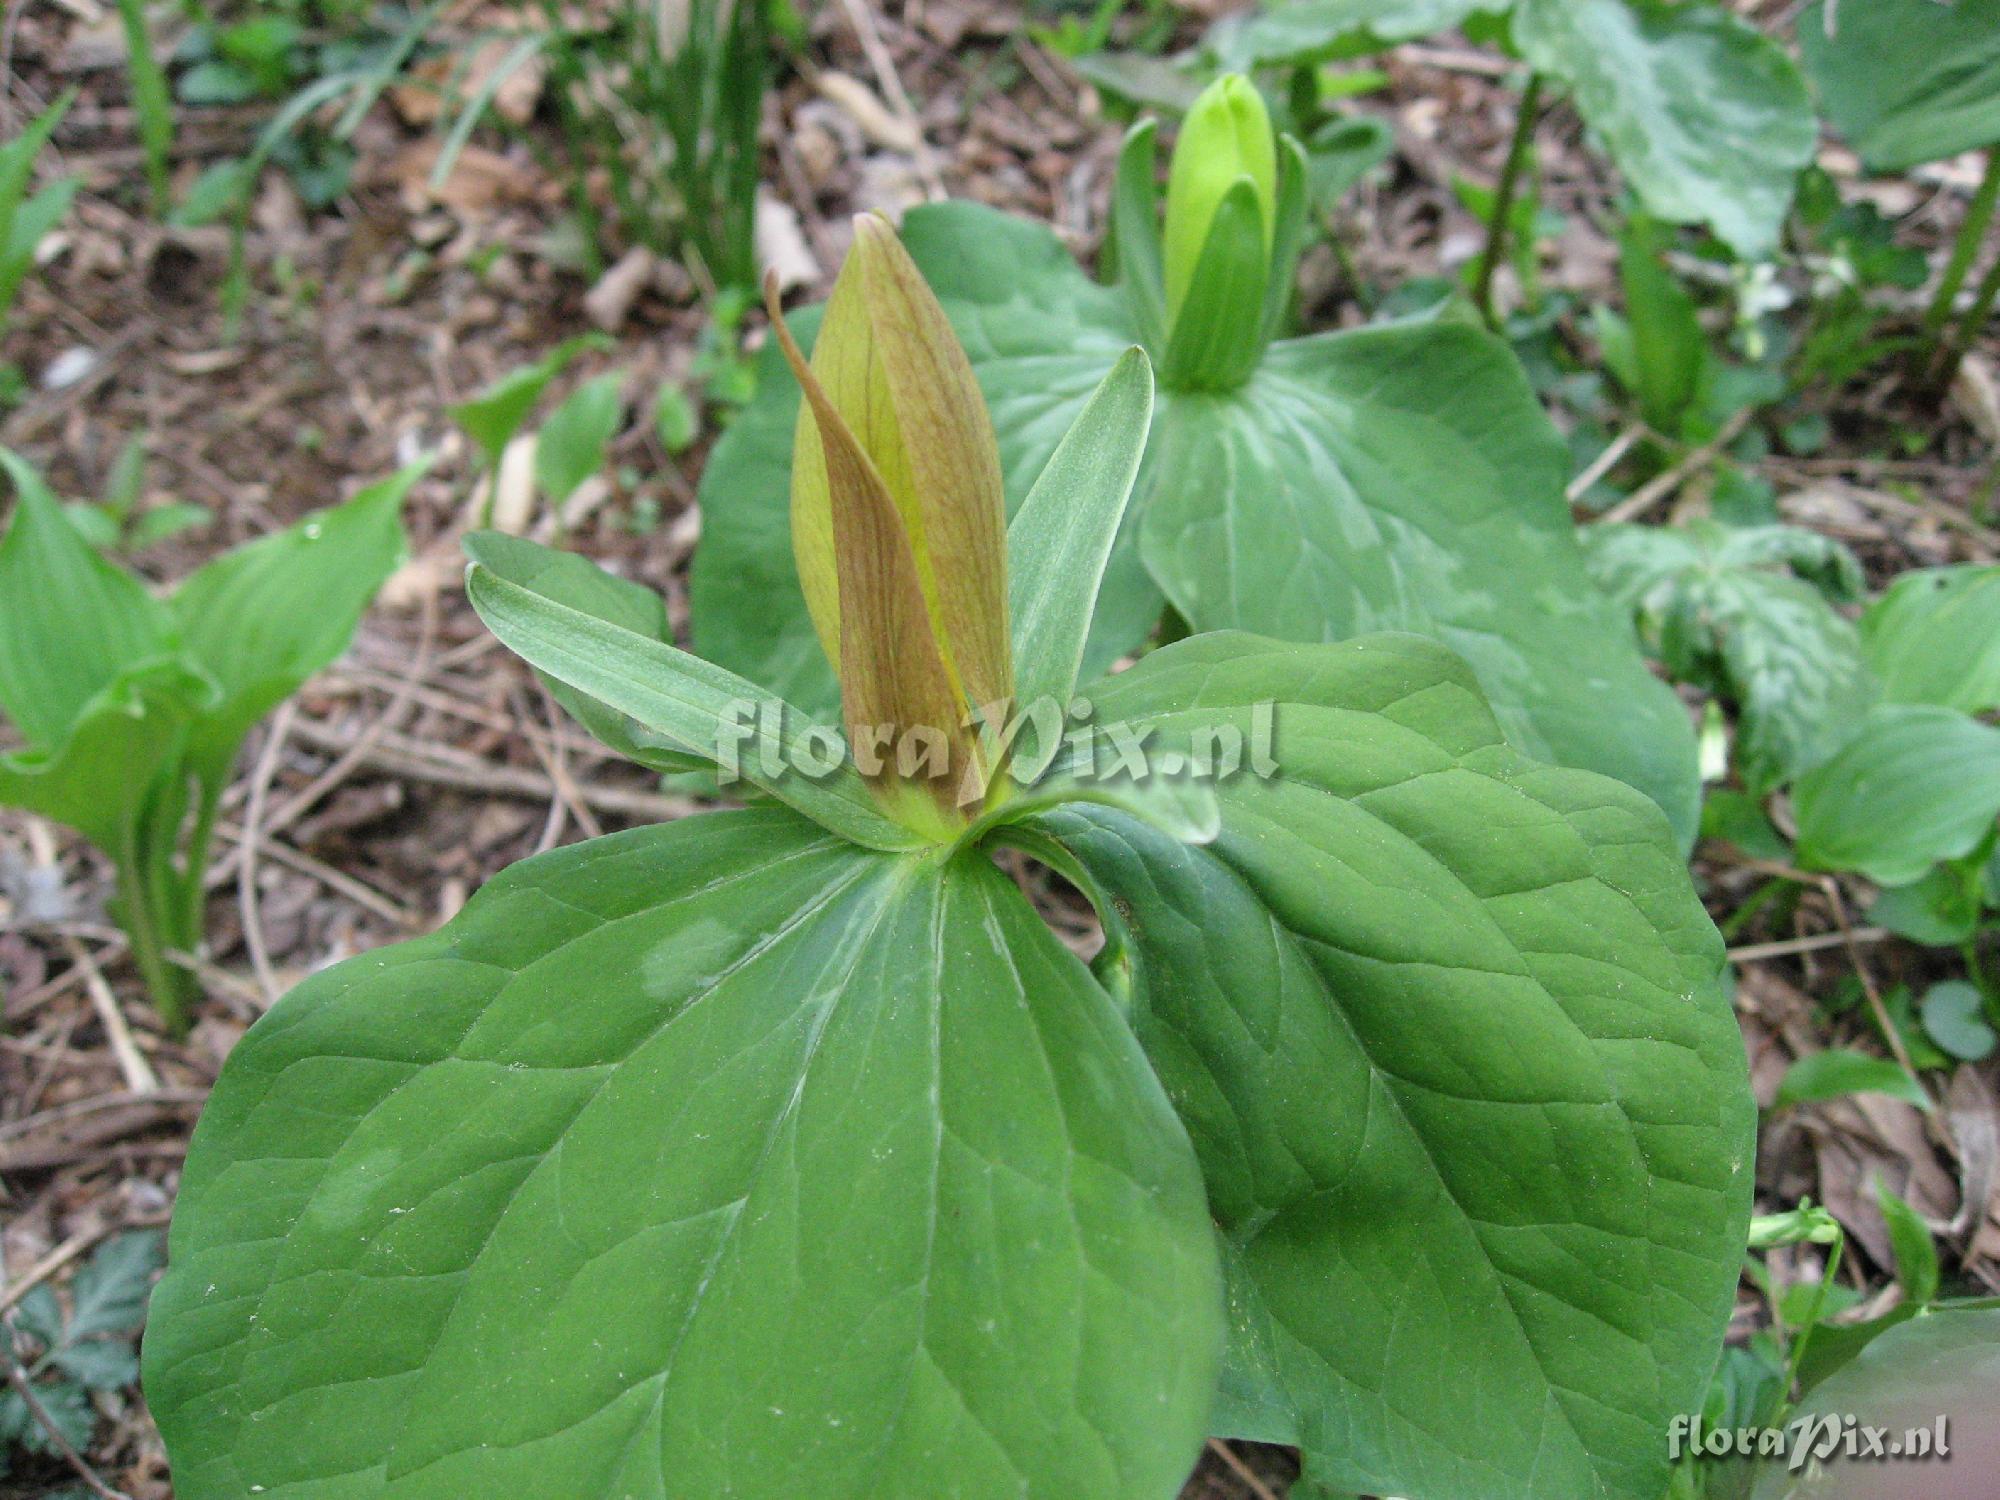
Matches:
[[145, 622, 1751, 1500]]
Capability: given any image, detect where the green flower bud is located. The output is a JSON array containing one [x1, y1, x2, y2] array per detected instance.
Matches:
[[1162, 75, 1278, 325]]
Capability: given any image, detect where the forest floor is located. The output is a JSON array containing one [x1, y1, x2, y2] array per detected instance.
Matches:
[[2, 1, 1997, 1496]]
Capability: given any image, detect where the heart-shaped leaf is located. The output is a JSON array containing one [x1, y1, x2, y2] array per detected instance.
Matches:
[[1006, 632, 1751, 1500], [143, 811, 1223, 1500]]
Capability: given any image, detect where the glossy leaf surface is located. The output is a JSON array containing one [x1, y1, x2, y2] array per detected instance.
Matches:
[[1018, 632, 1752, 1500], [1861, 564, 2000, 716], [1795, 704, 2000, 886], [144, 811, 1223, 1500]]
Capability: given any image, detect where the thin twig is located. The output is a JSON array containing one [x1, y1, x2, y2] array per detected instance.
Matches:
[[239, 700, 298, 1007], [62, 938, 158, 1096], [283, 717, 699, 821], [206, 591, 438, 890], [1596, 407, 1755, 525], [1729, 927, 1890, 963], [3, 1325, 134, 1500], [833, 0, 945, 199], [1819, 877, 1924, 1087], [1566, 421, 1650, 503], [1205, 1439, 1281, 1500]]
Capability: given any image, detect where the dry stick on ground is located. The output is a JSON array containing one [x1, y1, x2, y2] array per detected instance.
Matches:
[[238, 699, 299, 1007], [1739, 857, 1927, 1090], [1728, 927, 1890, 963], [61, 937, 158, 1096], [1596, 407, 1756, 525], [833, 0, 946, 200], [1565, 421, 1652, 503], [212, 818, 417, 928], [1204, 1439, 1281, 1500], [207, 590, 440, 892], [283, 716, 698, 822]]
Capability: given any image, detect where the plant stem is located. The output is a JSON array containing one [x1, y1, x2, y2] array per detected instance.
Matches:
[[1933, 241, 2000, 391], [116, 856, 192, 1036], [1923, 148, 2000, 339], [1473, 71, 1544, 329]]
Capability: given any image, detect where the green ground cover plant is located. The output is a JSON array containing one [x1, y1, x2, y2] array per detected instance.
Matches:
[[141, 217, 1751, 1500], [0, 451, 420, 1028]]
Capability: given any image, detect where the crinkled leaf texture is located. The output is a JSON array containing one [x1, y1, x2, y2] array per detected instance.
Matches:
[[1584, 521, 1874, 794], [694, 203, 1699, 845], [143, 810, 1225, 1500], [1014, 634, 1752, 1500]]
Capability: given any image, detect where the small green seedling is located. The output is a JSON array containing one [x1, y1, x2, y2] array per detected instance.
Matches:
[[1585, 519, 1872, 793], [60, 437, 212, 555], [0, 450, 422, 1028], [0, 91, 81, 401], [147, 216, 1750, 1500]]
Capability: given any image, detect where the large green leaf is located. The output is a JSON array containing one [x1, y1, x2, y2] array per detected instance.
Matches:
[[1137, 322, 1699, 838], [1794, 704, 2000, 886], [697, 203, 1698, 841], [1205, 0, 1495, 70], [1752, 1303, 2000, 1498], [0, 657, 211, 850], [144, 810, 1223, 1500], [1515, 0, 1816, 259], [1014, 632, 1751, 1500], [0, 447, 176, 749], [168, 462, 418, 782], [1861, 564, 2000, 716], [1799, 0, 2000, 172]]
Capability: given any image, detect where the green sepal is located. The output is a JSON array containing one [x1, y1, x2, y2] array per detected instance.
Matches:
[[1110, 120, 1169, 352], [1162, 179, 1271, 391]]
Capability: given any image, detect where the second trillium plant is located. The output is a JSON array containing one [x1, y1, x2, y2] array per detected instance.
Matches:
[[146, 220, 1752, 1500]]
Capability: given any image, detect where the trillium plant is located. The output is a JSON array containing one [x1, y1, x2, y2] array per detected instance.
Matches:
[[146, 221, 1752, 1500], [694, 75, 1703, 846]]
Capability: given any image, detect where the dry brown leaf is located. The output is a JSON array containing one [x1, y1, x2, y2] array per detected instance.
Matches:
[[754, 191, 820, 293], [1951, 353, 2000, 447], [383, 140, 532, 218]]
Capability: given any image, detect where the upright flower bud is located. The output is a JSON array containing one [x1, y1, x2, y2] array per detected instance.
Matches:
[[1162, 75, 1278, 325], [766, 215, 1013, 838]]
